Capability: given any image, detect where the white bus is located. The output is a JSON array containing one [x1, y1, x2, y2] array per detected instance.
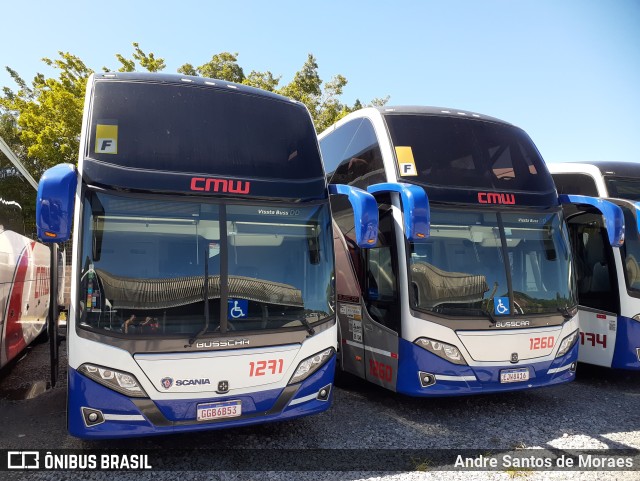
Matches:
[[35, 72, 377, 438], [550, 161, 640, 369], [0, 141, 52, 369], [320, 107, 621, 395]]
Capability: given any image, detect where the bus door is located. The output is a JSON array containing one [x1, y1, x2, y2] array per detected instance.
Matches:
[[361, 194, 401, 390], [561, 195, 624, 367], [362, 183, 430, 390]]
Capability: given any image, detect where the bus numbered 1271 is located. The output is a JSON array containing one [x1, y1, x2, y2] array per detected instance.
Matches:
[[35, 72, 378, 438], [550, 161, 640, 369], [319, 106, 622, 396]]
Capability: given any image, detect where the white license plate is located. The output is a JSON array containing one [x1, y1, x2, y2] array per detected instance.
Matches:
[[197, 400, 242, 421], [500, 368, 530, 383]]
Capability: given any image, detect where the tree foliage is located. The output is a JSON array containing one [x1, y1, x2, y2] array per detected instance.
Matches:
[[1, 43, 387, 181]]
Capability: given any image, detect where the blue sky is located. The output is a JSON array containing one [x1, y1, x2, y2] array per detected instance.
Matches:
[[1, 0, 638, 164]]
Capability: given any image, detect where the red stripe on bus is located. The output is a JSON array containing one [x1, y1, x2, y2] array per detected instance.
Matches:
[[5, 247, 31, 362]]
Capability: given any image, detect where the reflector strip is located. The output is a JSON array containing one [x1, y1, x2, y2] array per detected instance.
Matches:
[[288, 392, 320, 406], [547, 363, 573, 375], [102, 414, 146, 422], [345, 340, 397, 359], [434, 374, 476, 382]]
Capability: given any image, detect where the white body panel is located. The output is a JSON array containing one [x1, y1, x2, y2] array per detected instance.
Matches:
[[0, 229, 50, 367], [457, 327, 562, 362]]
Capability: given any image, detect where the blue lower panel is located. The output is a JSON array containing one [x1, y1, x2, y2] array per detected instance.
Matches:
[[396, 338, 577, 397], [612, 316, 640, 370], [68, 355, 335, 439]]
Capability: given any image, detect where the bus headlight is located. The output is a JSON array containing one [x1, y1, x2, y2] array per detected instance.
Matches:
[[78, 363, 148, 398], [415, 338, 467, 365], [555, 330, 579, 358], [632, 314, 640, 322], [288, 348, 335, 385]]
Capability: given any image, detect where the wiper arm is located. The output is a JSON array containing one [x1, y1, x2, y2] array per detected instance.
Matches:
[[557, 305, 578, 321], [480, 303, 498, 324], [187, 250, 210, 347], [300, 315, 316, 336]]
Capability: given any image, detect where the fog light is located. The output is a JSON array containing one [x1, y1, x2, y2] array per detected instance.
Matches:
[[636, 348, 640, 362], [419, 371, 436, 388], [570, 362, 577, 372], [316, 384, 332, 401], [82, 407, 104, 427]]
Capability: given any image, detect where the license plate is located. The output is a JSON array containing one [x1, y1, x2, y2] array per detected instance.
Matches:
[[500, 368, 530, 383], [197, 400, 242, 421]]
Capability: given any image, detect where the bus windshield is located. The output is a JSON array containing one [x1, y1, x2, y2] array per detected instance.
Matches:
[[78, 190, 334, 337], [409, 208, 576, 317], [384, 114, 554, 193], [620, 204, 640, 296], [605, 177, 640, 201], [87, 80, 322, 181]]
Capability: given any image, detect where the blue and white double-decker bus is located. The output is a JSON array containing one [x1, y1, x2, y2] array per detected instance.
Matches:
[[320, 106, 622, 396], [35, 72, 377, 438]]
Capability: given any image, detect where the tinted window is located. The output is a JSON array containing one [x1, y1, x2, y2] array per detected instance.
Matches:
[[0, 155, 32, 235], [605, 177, 640, 201], [384, 114, 554, 192], [88, 81, 323, 180], [552, 173, 599, 197], [320, 118, 386, 189], [565, 209, 619, 312]]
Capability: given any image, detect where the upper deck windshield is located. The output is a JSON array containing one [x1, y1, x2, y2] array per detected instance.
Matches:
[[409, 208, 576, 318], [605, 177, 640, 201], [383, 114, 555, 193], [87, 79, 323, 181], [78, 191, 334, 337]]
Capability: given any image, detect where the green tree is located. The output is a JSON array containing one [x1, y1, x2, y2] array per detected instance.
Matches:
[[0, 52, 91, 175]]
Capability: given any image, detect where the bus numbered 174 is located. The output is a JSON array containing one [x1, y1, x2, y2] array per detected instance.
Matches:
[[550, 161, 640, 369], [319, 106, 622, 396], [35, 72, 378, 438]]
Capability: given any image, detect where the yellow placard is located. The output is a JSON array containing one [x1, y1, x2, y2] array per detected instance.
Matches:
[[95, 123, 118, 154], [395, 146, 417, 176]]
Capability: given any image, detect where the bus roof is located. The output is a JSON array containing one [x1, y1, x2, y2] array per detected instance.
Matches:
[[94, 72, 295, 104], [549, 161, 640, 178], [375, 105, 511, 126]]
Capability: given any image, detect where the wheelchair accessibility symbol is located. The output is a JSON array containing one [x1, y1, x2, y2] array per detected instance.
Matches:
[[228, 299, 248, 319], [494, 297, 510, 316]]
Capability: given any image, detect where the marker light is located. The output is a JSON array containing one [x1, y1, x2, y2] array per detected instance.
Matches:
[[415, 338, 467, 365], [556, 330, 579, 358], [288, 348, 335, 385], [78, 363, 148, 398]]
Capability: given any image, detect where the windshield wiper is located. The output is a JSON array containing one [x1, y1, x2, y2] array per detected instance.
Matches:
[[300, 315, 316, 336], [557, 305, 578, 321], [187, 250, 211, 347]]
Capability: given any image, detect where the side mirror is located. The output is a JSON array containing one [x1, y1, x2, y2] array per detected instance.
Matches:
[[36, 164, 77, 243], [367, 182, 430, 242], [559, 194, 624, 247], [328, 184, 379, 248]]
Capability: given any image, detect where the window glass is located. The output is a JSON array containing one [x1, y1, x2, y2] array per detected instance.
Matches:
[[605, 177, 640, 201], [384, 114, 554, 192], [89, 81, 322, 180], [320, 118, 386, 189], [552, 173, 599, 197], [78, 190, 334, 337]]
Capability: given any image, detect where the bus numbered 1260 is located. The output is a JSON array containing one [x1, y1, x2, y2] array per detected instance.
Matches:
[[550, 161, 640, 369], [320, 106, 622, 396], [35, 72, 378, 438]]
